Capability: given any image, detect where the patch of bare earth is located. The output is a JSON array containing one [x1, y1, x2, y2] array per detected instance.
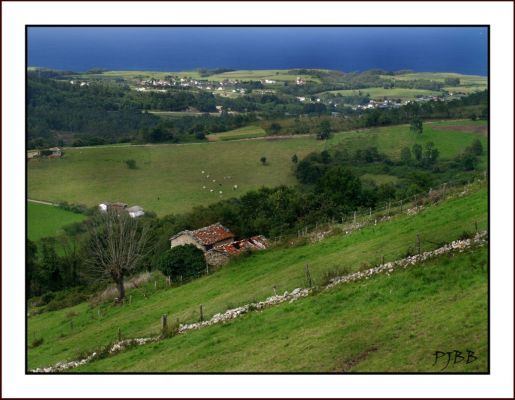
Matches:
[[339, 346, 379, 372], [434, 125, 487, 136]]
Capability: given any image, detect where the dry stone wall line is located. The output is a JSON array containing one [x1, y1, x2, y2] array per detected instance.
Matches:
[[30, 231, 488, 373]]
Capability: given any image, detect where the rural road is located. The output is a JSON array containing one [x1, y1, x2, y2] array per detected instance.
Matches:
[[27, 199, 57, 206]]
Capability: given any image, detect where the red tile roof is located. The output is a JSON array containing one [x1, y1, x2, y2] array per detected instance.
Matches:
[[214, 235, 269, 255], [191, 223, 234, 246]]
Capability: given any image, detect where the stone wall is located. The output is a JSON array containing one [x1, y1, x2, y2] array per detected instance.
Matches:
[[205, 250, 230, 267]]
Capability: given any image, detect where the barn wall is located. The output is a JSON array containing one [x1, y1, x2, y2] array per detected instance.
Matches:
[[170, 234, 205, 252], [205, 250, 230, 267]]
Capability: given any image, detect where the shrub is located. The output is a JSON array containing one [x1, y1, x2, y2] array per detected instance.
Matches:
[[459, 230, 475, 240], [125, 159, 137, 169], [30, 336, 44, 348]]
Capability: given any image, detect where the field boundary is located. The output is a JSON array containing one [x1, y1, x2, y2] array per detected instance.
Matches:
[[30, 231, 488, 373]]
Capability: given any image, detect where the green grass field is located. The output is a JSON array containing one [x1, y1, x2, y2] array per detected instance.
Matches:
[[75, 246, 487, 372], [90, 69, 322, 83], [207, 125, 267, 141], [27, 202, 86, 242], [27, 120, 487, 216], [322, 87, 441, 100], [27, 184, 487, 370]]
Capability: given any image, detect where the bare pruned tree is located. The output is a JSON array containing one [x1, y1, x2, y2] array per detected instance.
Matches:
[[86, 210, 150, 302]]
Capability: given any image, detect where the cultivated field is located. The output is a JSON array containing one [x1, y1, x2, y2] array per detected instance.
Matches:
[[27, 120, 487, 216], [321, 87, 441, 100], [28, 184, 488, 371], [27, 202, 86, 242]]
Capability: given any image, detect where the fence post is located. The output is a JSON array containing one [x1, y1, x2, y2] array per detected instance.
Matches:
[[416, 234, 421, 255], [353, 211, 357, 225], [117, 327, 122, 342], [273, 286, 277, 296], [154, 280, 157, 289], [369, 207, 372, 219], [305, 264, 313, 288], [381, 255, 385, 265], [161, 314, 168, 333], [199, 305, 204, 322], [475, 221, 478, 234], [167, 276, 171, 286]]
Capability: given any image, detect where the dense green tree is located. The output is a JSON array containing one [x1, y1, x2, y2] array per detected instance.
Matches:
[[470, 139, 483, 156], [400, 146, 412, 164], [412, 144, 423, 162], [157, 245, 206, 280], [410, 117, 423, 134]]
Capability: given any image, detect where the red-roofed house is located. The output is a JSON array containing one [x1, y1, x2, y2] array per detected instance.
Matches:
[[169, 223, 235, 252]]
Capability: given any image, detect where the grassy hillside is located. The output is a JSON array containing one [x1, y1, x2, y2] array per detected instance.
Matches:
[[27, 184, 487, 370], [27, 120, 487, 216], [207, 125, 266, 141], [27, 202, 86, 242], [75, 246, 487, 372], [91, 69, 322, 83]]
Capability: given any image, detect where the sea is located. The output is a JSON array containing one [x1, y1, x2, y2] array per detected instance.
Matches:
[[27, 27, 488, 76]]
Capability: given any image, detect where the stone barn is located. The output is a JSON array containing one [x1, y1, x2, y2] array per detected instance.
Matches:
[[169, 223, 235, 252]]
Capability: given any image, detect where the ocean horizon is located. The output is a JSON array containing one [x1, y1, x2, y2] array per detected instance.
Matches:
[[28, 27, 488, 76]]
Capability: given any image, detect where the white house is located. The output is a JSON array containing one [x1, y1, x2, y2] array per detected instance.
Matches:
[[127, 205, 145, 218]]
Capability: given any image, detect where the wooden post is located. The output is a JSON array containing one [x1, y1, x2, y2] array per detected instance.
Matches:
[[161, 314, 168, 333], [167, 276, 171, 286], [442, 183, 447, 198], [199, 305, 204, 322], [369, 207, 372, 219], [416, 234, 421, 255], [117, 327, 122, 341], [305, 264, 313, 288], [273, 286, 277, 296], [381, 255, 385, 265], [353, 211, 356, 224]]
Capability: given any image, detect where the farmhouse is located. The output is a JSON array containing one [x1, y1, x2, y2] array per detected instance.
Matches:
[[27, 150, 40, 159], [127, 205, 145, 218], [170, 223, 235, 252], [98, 202, 145, 218], [48, 147, 62, 158]]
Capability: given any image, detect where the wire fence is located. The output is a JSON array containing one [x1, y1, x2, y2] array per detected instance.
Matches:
[[267, 173, 487, 246]]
